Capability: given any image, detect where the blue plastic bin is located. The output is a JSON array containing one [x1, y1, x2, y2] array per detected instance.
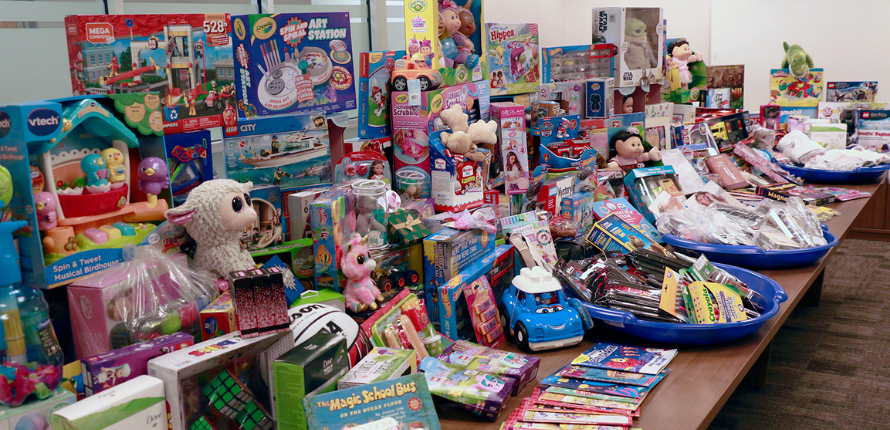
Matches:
[[781, 164, 890, 184], [572, 263, 787, 345], [661, 229, 837, 269]]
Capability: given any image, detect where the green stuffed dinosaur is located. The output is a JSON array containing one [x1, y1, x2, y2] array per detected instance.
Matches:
[[781, 42, 814, 79]]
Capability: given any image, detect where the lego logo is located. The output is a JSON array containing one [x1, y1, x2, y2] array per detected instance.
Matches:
[[85, 23, 113, 44], [863, 113, 871, 118]]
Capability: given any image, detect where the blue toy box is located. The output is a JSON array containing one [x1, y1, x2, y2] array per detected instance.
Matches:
[[586, 78, 615, 119], [538, 147, 597, 178], [0, 95, 170, 289], [560, 192, 594, 232], [231, 13, 357, 118], [358, 50, 405, 139], [223, 112, 332, 191], [423, 228, 495, 325], [310, 189, 354, 291], [164, 130, 213, 207], [531, 115, 581, 143], [428, 131, 487, 212]]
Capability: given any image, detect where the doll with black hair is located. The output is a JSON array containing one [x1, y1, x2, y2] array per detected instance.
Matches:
[[667, 39, 704, 90], [606, 128, 661, 173]]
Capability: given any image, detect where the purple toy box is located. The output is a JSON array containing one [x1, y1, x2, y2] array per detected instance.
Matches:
[[436, 340, 540, 396], [81, 332, 194, 396]]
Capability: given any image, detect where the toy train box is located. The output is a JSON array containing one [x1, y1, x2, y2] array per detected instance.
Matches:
[[0, 94, 171, 289], [231, 13, 357, 118], [359, 50, 405, 139], [64, 14, 236, 134], [164, 129, 213, 206], [485, 23, 540, 96], [223, 112, 332, 191]]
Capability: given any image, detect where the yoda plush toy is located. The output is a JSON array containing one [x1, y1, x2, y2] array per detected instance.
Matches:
[[624, 17, 656, 70], [781, 42, 813, 79]]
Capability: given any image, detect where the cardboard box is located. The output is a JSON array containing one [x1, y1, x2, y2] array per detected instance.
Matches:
[[223, 113, 332, 190], [164, 130, 214, 207], [245, 185, 286, 251], [826, 81, 877, 102], [437, 259, 506, 348], [290, 289, 345, 312], [644, 102, 672, 149], [310, 190, 355, 291], [337, 347, 416, 389], [492, 102, 529, 194], [358, 50, 406, 139], [0, 387, 76, 430], [536, 82, 585, 117], [50, 375, 166, 430], [286, 187, 331, 241], [429, 132, 486, 212], [586, 78, 615, 118], [769, 68, 824, 107], [560, 192, 594, 232], [436, 340, 540, 396], [199, 293, 237, 341], [147, 332, 292, 430], [485, 23, 540, 96], [82, 332, 193, 396], [274, 331, 349, 430], [541, 44, 614, 84], [64, 14, 235, 134], [808, 121, 847, 150], [423, 228, 495, 324], [592, 7, 664, 87], [231, 13, 357, 118], [855, 109, 890, 151]]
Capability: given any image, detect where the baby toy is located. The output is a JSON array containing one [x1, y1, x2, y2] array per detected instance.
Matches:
[[667, 39, 704, 90], [101, 148, 127, 187], [339, 233, 384, 313], [440, 131, 487, 163], [624, 17, 656, 70], [355, 194, 386, 239], [606, 128, 662, 172], [439, 1, 481, 70], [34, 192, 57, 231], [165, 180, 258, 280], [137, 157, 169, 209], [781, 41, 814, 79]]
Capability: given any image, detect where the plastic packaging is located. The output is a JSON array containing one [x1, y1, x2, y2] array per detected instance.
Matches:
[[352, 179, 388, 248], [69, 245, 218, 359], [0, 220, 64, 407]]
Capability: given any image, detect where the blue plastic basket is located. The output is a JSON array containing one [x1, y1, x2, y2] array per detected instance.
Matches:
[[781, 163, 890, 184], [572, 263, 788, 345], [661, 228, 837, 269]]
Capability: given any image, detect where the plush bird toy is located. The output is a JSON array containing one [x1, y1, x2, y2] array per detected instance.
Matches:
[[137, 157, 169, 208]]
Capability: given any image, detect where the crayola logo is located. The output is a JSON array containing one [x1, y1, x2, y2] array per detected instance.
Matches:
[[429, 94, 444, 113], [253, 17, 277, 40], [233, 18, 246, 40], [394, 94, 409, 104]]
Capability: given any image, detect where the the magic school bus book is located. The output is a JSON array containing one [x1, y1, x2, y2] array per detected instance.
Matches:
[[304, 374, 442, 430]]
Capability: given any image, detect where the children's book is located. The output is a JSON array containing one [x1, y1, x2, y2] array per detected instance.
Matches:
[[545, 387, 643, 407], [570, 343, 677, 375], [539, 374, 649, 399], [304, 374, 442, 430], [557, 365, 668, 387], [536, 391, 638, 412]]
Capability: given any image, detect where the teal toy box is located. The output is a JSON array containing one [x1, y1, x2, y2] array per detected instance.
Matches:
[[0, 94, 170, 289], [423, 228, 495, 325], [309, 189, 355, 291]]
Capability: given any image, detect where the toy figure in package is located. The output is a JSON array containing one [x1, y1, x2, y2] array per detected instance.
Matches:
[[232, 13, 357, 118]]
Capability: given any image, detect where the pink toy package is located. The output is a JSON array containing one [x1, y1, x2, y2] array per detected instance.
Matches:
[[67, 249, 218, 359], [492, 102, 529, 195], [81, 332, 194, 397], [391, 83, 472, 199]]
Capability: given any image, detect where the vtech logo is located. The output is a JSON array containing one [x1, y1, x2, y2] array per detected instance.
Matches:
[[0, 111, 11, 139], [27, 109, 61, 137]]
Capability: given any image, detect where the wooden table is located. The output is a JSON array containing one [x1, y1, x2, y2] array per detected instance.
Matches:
[[437, 179, 883, 430]]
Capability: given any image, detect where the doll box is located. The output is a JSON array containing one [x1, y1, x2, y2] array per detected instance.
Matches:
[[0, 386, 76, 430], [64, 14, 235, 134], [274, 330, 349, 430], [536, 82, 585, 117], [81, 332, 194, 397], [491, 102, 529, 194], [437, 257, 506, 348], [50, 375, 166, 430], [245, 185, 286, 251], [164, 130, 214, 207], [592, 7, 664, 88], [231, 13, 357, 118], [337, 347, 416, 390], [644, 102, 673, 150], [199, 292, 237, 341], [358, 50, 406, 139], [485, 23, 540, 96], [0, 95, 168, 290], [223, 112, 332, 191], [623, 165, 679, 223], [428, 132, 486, 212], [403, 0, 485, 83], [147, 331, 292, 430], [585, 78, 615, 119]]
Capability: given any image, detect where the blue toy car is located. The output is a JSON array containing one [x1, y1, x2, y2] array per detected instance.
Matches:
[[499, 266, 588, 352]]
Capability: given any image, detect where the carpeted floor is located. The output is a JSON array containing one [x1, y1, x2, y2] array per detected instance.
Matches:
[[709, 239, 890, 430]]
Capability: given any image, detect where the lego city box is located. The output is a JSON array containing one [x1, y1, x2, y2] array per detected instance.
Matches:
[[0, 94, 171, 290], [65, 14, 236, 134], [223, 112, 332, 191], [231, 13, 357, 118]]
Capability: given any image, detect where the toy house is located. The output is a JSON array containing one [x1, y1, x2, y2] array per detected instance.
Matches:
[[0, 94, 169, 289]]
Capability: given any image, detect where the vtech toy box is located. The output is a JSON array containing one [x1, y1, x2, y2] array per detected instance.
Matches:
[[231, 13, 357, 118], [64, 14, 235, 134]]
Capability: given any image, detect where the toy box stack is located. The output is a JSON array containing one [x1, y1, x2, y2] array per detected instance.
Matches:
[[0, 95, 169, 291], [591, 7, 664, 88], [231, 13, 357, 118], [64, 14, 236, 134], [423, 228, 495, 324], [485, 23, 540, 96]]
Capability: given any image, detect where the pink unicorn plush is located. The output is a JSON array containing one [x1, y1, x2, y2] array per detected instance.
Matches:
[[339, 233, 384, 312]]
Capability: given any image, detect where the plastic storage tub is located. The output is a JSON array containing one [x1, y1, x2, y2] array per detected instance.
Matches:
[[661, 228, 837, 269], [781, 164, 890, 184], [573, 263, 787, 345]]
